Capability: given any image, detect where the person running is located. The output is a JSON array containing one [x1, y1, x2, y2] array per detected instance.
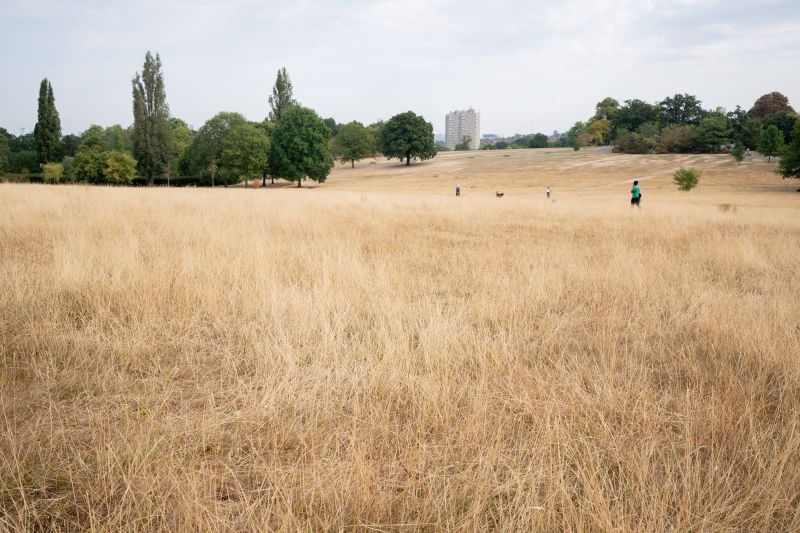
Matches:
[[631, 179, 641, 209], [546, 186, 551, 199], [455, 184, 461, 197]]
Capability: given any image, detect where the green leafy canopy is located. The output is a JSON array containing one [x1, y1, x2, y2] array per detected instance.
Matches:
[[269, 105, 333, 187], [379, 111, 436, 166]]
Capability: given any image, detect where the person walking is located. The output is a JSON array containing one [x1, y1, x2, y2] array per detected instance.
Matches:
[[631, 179, 642, 209], [455, 184, 461, 197], [546, 186, 551, 199]]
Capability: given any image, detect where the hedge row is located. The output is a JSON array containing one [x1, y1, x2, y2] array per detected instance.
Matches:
[[25, 174, 210, 187], [131, 176, 207, 187]]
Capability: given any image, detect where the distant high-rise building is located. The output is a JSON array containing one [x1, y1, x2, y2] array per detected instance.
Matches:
[[445, 108, 480, 150]]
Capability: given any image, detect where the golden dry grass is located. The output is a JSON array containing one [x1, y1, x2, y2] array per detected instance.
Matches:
[[2, 149, 800, 531]]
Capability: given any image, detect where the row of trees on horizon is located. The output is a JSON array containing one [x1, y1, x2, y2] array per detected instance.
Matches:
[[1, 53, 798, 184], [560, 93, 799, 166], [0, 52, 437, 187]]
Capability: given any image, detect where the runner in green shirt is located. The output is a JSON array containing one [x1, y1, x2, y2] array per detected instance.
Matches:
[[631, 180, 641, 209]]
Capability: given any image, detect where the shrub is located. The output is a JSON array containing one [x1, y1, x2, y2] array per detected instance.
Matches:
[[777, 121, 800, 180], [673, 167, 701, 191], [68, 148, 106, 183], [657, 124, 696, 153], [614, 132, 656, 154], [103, 152, 137, 184], [131, 176, 204, 187], [42, 162, 64, 183], [61, 156, 75, 181], [7, 150, 38, 174]]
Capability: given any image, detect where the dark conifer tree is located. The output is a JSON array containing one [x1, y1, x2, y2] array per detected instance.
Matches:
[[33, 78, 62, 164]]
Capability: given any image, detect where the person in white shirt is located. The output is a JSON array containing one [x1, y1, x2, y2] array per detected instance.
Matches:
[[546, 186, 551, 199]]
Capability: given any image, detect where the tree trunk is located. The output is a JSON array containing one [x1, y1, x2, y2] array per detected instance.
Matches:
[[271, 176, 274, 185], [262, 172, 267, 187], [351, 161, 355, 168], [405, 152, 411, 166], [148, 176, 154, 187], [297, 179, 301, 188]]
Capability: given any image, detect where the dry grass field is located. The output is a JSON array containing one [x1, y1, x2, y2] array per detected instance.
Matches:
[[2, 149, 800, 531]]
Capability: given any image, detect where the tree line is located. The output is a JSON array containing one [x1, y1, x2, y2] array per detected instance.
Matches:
[[2, 60, 798, 183], [561, 92, 799, 174], [0, 53, 438, 186], [470, 92, 799, 180], [476, 133, 551, 151]]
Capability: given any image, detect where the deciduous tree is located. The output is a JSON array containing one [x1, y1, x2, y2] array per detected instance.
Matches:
[[366, 121, 384, 157], [323, 118, 342, 137], [584, 119, 612, 145], [269, 105, 333, 187], [738, 117, 763, 150], [777, 122, 800, 181], [380, 111, 436, 165], [592, 97, 619, 121], [564, 121, 586, 150], [6, 151, 38, 174], [749, 92, 795, 118], [105, 125, 132, 152], [455, 136, 471, 151], [528, 133, 549, 148], [612, 99, 659, 138], [61, 134, 80, 157], [104, 152, 137, 184], [219, 122, 269, 184], [168, 117, 194, 181], [331, 121, 374, 168], [694, 113, 732, 152], [185, 112, 248, 185], [658, 93, 706, 125], [762, 112, 798, 145], [10, 133, 36, 152], [68, 135, 108, 183], [758, 125, 784, 162]]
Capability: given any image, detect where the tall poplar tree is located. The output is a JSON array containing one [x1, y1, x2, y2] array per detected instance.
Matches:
[[33, 78, 62, 164], [268, 67, 295, 122], [132, 51, 170, 185]]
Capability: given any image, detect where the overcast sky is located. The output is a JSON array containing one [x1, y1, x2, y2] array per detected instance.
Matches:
[[1, 0, 798, 137]]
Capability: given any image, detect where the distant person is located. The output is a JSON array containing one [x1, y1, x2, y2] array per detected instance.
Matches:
[[631, 179, 642, 209], [455, 184, 461, 197], [546, 186, 551, 199]]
